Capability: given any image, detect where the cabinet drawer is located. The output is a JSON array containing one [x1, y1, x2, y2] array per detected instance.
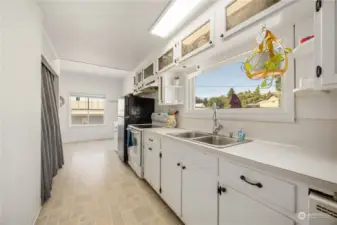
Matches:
[[219, 159, 296, 213], [182, 145, 218, 176], [219, 186, 295, 225], [143, 132, 159, 149]]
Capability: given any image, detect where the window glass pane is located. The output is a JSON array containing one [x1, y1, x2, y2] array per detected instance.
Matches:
[[89, 97, 104, 124], [226, 0, 280, 31], [194, 61, 281, 109], [71, 110, 89, 125], [70, 96, 105, 125], [89, 97, 105, 110], [71, 96, 88, 109], [182, 21, 210, 57]]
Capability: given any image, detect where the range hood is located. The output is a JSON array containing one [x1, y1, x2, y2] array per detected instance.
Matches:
[[136, 77, 158, 95]]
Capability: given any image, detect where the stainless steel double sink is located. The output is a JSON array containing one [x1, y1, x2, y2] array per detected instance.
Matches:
[[168, 131, 252, 148]]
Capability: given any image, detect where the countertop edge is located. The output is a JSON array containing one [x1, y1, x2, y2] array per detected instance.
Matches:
[[150, 129, 337, 190]]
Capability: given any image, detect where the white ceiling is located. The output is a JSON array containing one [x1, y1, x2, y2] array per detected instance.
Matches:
[[38, 0, 171, 71]]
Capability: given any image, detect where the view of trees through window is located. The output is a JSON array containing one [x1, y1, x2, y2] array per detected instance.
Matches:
[[194, 61, 281, 109]]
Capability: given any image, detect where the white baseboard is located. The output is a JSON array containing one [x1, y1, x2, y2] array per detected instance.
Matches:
[[32, 206, 41, 225]]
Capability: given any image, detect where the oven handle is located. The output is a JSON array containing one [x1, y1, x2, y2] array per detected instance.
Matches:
[[131, 130, 141, 136]]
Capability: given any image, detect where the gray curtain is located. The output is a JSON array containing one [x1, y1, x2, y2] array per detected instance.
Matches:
[[41, 63, 64, 203]]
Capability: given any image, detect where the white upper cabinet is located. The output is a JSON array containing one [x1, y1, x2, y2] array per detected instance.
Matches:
[[158, 73, 184, 105], [220, 0, 290, 39], [314, 0, 337, 85], [143, 63, 155, 82], [136, 71, 143, 87], [178, 13, 215, 62], [157, 47, 175, 73]]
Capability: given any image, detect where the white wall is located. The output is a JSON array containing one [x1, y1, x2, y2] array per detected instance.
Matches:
[[59, 73, 123, 143], [123, 74, 134, 95], [42, 29, 57, 64], [0, 0, 42, 224]]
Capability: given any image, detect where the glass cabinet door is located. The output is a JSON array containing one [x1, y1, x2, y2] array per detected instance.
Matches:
[[137, 72, 143, 84], [144, 63, 154, 80], [158, 48, 174, 71], [181, 21, 211, 58], [225, 0, 280, 31], [133, 76, 137, 86]]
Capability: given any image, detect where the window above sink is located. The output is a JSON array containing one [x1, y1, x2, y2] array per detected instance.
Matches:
[[185, 27, 295, 123]]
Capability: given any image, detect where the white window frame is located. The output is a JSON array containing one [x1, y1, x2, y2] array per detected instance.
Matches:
[[184, 42, 295, 123], [69, 93, 106, 127]]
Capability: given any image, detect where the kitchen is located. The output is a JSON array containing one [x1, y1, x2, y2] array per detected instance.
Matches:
[[119, 0, 337, 224], [2, 0, 337, 224]]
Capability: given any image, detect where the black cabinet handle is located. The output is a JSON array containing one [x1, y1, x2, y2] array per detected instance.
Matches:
[[148, 148, 152, 151], [240, 175, 263, 188], [316, 0, 322, 12], [177, 163, 181, 167], [182, 166, 186, 170], [218, 186, 227, 195], [209, 40, 213, 44], [149, 139, 153, 142], [220, 33, 224, 38]]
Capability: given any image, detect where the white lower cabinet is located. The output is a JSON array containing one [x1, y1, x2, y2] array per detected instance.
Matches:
[[143, 145, 160, 192], [161, 152, 182, 216], [160, 137, 218, 225], [182, 163, 217, 225], [156, 136, 296, 225], [219, 185, 295, 225]]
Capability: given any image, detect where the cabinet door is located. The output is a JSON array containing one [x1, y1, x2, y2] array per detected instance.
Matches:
[[181, 164, 217, 225], [158, 76, 163, 104], [143, 146, 151, 183], [161, 152, 182, 216], [315, 0, 337, 85], [219, 186, 294, 225], [149, 145, 160, 192]]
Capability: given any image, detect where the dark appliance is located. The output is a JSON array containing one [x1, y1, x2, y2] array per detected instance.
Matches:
[[117, 94, 154, 162]]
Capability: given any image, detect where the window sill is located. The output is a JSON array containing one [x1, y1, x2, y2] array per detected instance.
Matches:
[[183, 110, 294, 123], [69, 124, 108, 128]]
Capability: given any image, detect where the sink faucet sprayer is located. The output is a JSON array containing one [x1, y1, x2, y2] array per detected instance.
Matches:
[[212, 103, 223, 135]]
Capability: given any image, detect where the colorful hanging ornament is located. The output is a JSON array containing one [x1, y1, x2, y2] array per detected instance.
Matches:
[[243, 25, 292, 88]]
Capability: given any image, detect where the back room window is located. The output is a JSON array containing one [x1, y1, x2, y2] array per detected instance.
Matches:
[[70, 95, 105, 125]]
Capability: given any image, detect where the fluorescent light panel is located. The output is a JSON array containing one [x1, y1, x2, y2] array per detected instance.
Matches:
[[151, 0, 204, 38]]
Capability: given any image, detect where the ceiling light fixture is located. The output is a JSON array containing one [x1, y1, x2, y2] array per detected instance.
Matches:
[[150, 0, 204, 38]]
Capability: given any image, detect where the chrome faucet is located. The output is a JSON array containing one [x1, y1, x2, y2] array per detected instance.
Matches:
[[212, 103, 223, 136]]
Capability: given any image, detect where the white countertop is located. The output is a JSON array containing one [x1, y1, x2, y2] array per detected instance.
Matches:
[[145, 127, 186, 134], [218, 140, 337, 185], [148, 128, 337, 187]]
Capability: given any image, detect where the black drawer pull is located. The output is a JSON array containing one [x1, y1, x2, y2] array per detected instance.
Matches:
[[149, 138, 153, 142], [148, 148, 152, 151], [177, 163, 181, 166], [240, 175, 263, 188], [182, 166, 186, 170]]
